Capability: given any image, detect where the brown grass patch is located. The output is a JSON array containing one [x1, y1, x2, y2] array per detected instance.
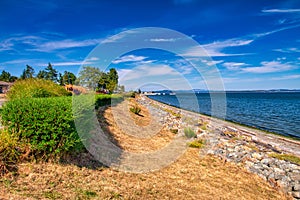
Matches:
[[0, 149, 290, 200]]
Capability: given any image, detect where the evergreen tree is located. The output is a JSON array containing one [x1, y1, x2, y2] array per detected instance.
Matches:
[[20, 65, 35, 79], [0, 70, 11, 82], [45, 63, 58, 82], [9, 76, 18, 82], [59, 71, 77, 85], [37, 70, 47, 79]]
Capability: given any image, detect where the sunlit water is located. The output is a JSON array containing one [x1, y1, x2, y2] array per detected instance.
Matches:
[[148, 92, 300, 138]]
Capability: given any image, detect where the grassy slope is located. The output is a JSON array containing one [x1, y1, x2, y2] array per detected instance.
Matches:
[[0, 98, 290, 200]]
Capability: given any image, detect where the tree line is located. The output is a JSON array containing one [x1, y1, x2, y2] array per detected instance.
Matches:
[[0, 64, 123, 94]]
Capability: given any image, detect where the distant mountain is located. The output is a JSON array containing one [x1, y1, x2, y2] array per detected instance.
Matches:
[[145, 89, 300, 94]]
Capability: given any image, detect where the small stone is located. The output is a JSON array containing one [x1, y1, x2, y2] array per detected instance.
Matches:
[[252, 152, 263, 160], [293, 183, 300, 191], [292, 191, 300, 199]]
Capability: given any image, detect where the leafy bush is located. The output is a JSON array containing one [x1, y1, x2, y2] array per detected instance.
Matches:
[[7, 78, 71, 100], [0, 130, 28, 175], [188, 139, 206, 148], [1, 96, 83, 159], [130, 105, 141, 115], [184, 127, 196, 138], [95, 94, 123, 109]]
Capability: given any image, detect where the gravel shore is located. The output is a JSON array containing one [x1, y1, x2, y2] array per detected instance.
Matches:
[[138, 95, 300, 199]]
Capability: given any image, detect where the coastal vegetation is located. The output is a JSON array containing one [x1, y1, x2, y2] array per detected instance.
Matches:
[[268, 153, 300, 165], [7, 78, 71, 100], [188, 139, 206, 148], [184, 127, 196, 138], [130, 105, 142, 115]]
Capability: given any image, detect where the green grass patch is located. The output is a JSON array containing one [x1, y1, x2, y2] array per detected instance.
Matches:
[[268, 153, 300, 165], [188, 139, 206, 148], [163, 108, 181, 118], [184, 127, 196, 138], [130, 105, 141, 115]]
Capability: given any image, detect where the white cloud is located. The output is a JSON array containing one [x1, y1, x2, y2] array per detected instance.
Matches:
[[86, 57, 99, 61], [273, 48, 300, 53], [182, 38, 254, 57], [112, 55, 147, 64], [242, 61, 296, 73], [119, 64, 180, 82], [50, 61, 92, 66], [262, 9, 300, 13], [223, 62, 248, 70], [149, 38, 178, 42], [30, 39, 101, 52], [201, 59, 223, 66], [119, 64, 194, 91], [183, 25, 300, 58], [101, 30, 137, 44], [271, 75, 300, 80]]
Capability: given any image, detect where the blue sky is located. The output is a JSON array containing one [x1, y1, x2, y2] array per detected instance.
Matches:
[[0, 0, 299, 90]]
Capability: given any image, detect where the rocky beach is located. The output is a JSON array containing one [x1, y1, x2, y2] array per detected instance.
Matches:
[[138, 95, 300, 199]]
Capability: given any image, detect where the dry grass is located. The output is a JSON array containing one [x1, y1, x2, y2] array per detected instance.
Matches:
[[0, 99, 291, 199], [0, 149, 289, 200]]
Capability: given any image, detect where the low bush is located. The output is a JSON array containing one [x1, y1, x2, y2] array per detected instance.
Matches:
[[130, 105, 141, 115], [1, 96, 83, 160], [95, 94, 123, 109], [7, 78, 71, 100], [268, 153, 300, 165], [0, 130, 28, 176], [184, 127, 196, 138], [188, 139, 206, 148]]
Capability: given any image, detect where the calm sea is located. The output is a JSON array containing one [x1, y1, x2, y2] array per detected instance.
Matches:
[[148, 92, 300, 139]]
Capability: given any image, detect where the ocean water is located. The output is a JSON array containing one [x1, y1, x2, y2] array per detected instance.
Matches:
[[148, 92, 300, 139]]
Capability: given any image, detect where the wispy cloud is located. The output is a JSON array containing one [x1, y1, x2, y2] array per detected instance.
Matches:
[[120, 64, 179, 82], [273, 47, 300, 53], [182, 25, 300, 58], [0, 35, 101, 52], [149, 38, 179, 42], [271, 74, 300, 80], [50, 61, 92, 66], [119, 64, 193, 91], [242, 61, 296, 73], [100, 30, 137, 44], [29, 39, 101, 52], [223, 62, 248, 70], [182, 38, 254, 57], [262, 9, 300, 13], [112, 55, 148, 64]]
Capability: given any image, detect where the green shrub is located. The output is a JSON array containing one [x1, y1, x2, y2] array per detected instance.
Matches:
[[184, 127, 196, 138], [188, 139, 206, 148], [0, 130, 28, 175], [130, 105, 141, 115], [1, 96, 83, 159], [95, 94, 123, 109], [7, 78, 71, 100]]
